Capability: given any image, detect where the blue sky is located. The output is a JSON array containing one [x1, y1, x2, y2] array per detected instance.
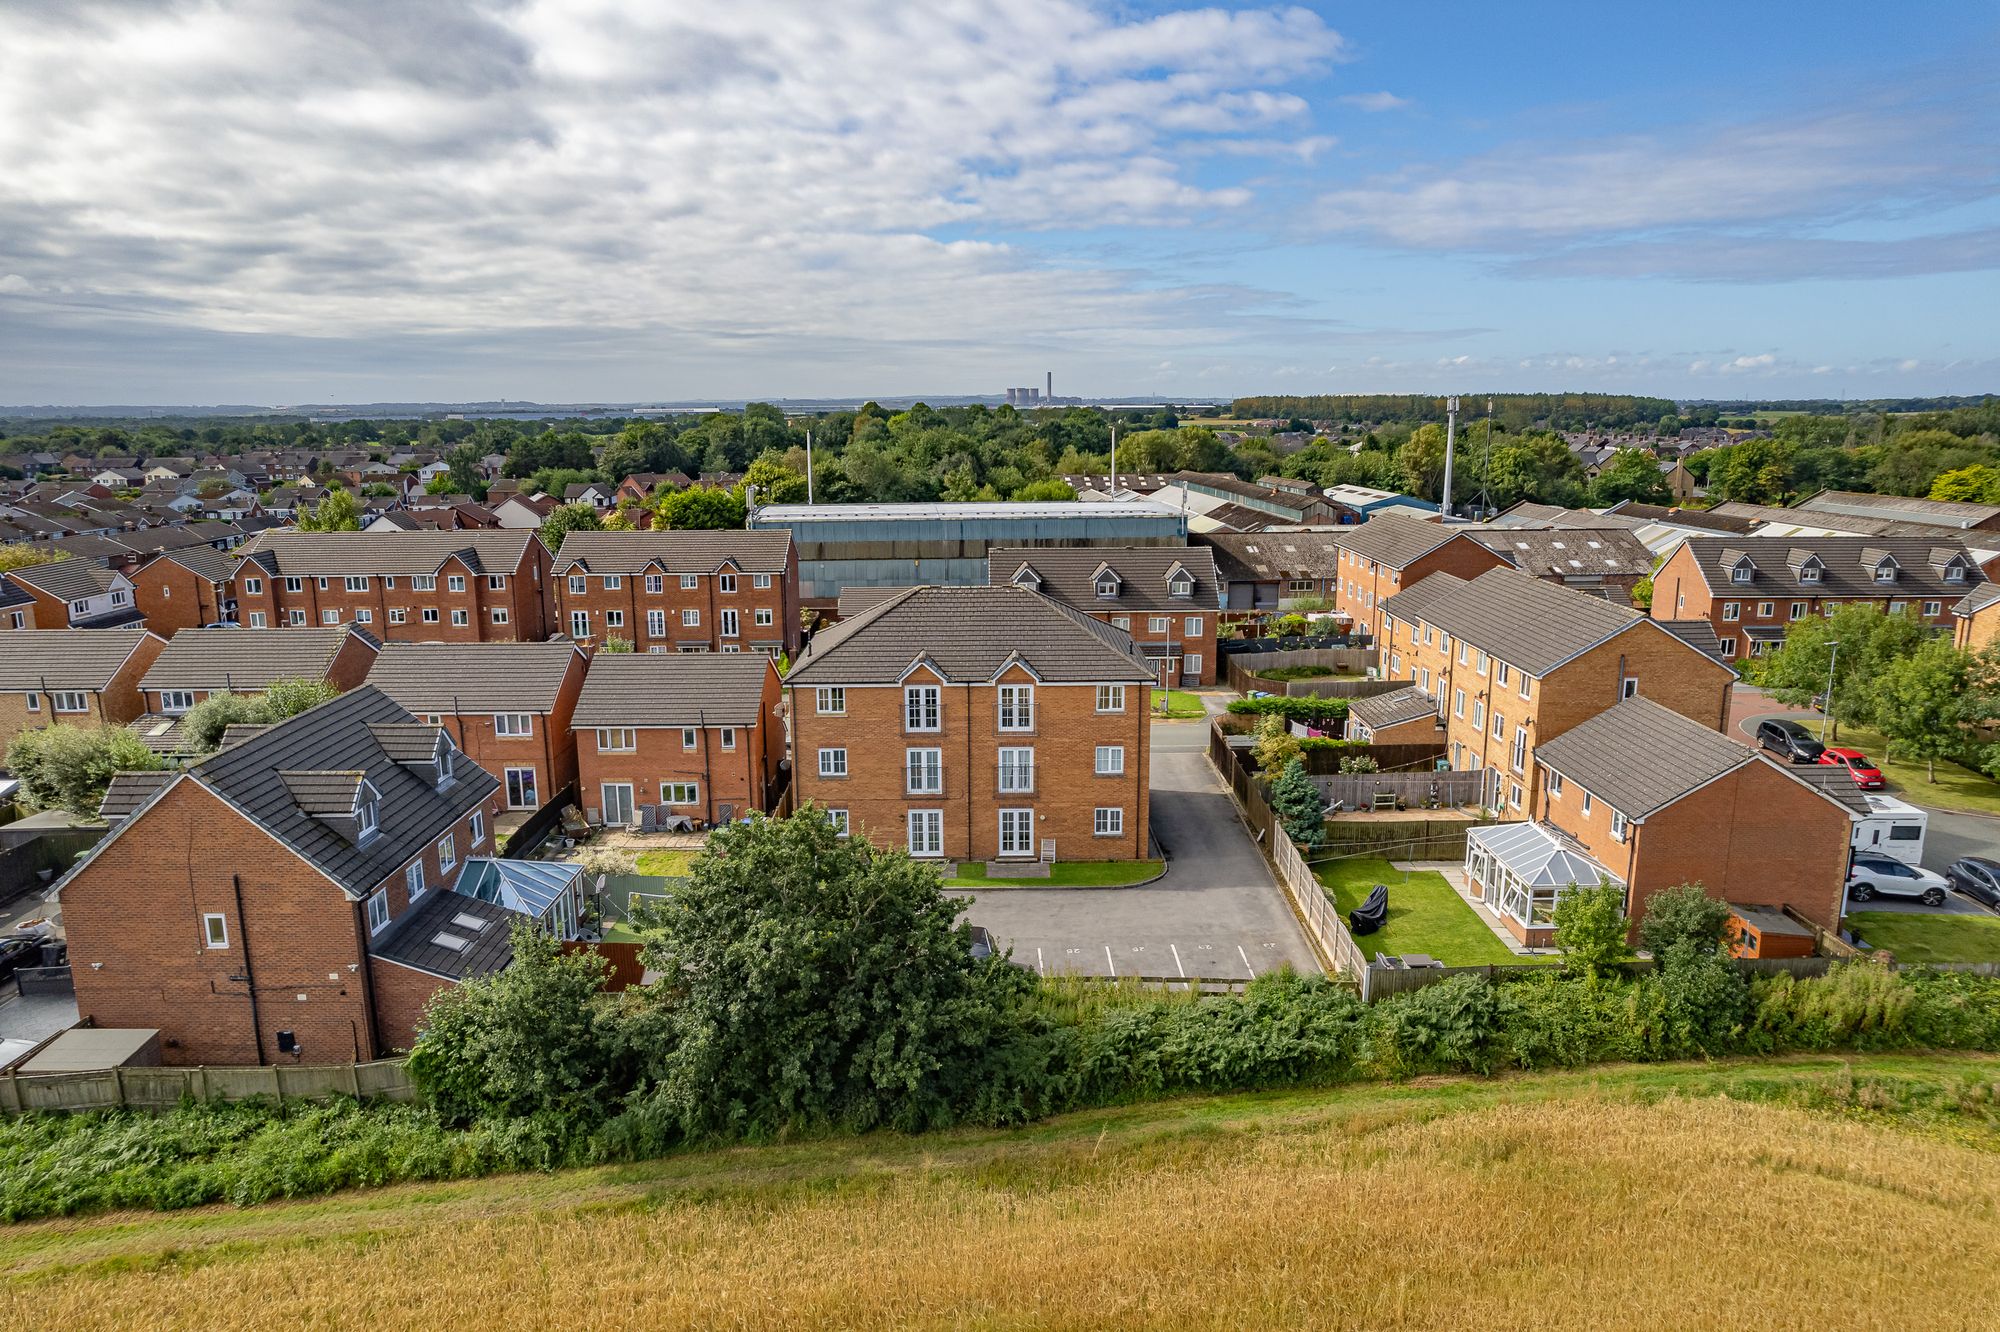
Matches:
[[0, 1, 1995, 405]]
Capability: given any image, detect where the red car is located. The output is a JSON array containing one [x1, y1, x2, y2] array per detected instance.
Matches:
[[1818, 747, 1885, 789]]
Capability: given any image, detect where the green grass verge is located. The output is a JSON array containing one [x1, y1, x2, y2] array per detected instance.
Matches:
[[633, 849, 697, 877], [946, 859, 1165, 889], [1312, 855, 1551, 967], [1818, 722, 2000, 816], [1150, 692, 1206, 719], [1848, 910, 2000, 964]]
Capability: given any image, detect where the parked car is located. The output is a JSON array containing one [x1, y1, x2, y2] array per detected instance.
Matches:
[[1817, 747, 1886, 789], [1846, 854, 1948, 906], [1944, 857, 2000, 909], [1756, 718, 1825, 764], [0, 933, 41, 984]]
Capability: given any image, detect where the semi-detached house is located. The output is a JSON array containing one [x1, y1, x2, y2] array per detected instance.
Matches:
[[228, 531, 555, 641], [128, 622, 381, 756], [1652, 535, 1983, 660], [0, 558, 144, 629], [1360, 568, 1735, 814], [365, 640, 590, 819], [786, 585, 1156, 863], [551, 530, 799, 657], [0, 627, 165, 752]]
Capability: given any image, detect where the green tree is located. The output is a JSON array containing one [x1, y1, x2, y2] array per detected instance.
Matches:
[[1875, 637, 1975, 781], [740, 455, 808, 505], [1756, 605, 1926, 737], [407, 924, 618, 1126], [1010, 479, 1077, 501], [1929, 463, 2000, 504], [1635, 884, 1733, 959], [1269, 757, 1326, 847], [657, 485, 747, 530], [297, 487, 362, 531], [600, 636, 634, 653], [626, 807, 1032, 1138], [259, 677, 340, 721], [540, 503, 603, 550], [179, 692, 263, 754], [1588, 449, 1671, 506], [1482, 431, 1588, 510], [1705, 438, 1798, 505], [1397, 423, 1448, 501], [5, 724, 165, 817], [1551, 880, 1632, 979], [440, 444, 489, 500], [0, 545, 71, 574], [1252, 714, 1302, 779]]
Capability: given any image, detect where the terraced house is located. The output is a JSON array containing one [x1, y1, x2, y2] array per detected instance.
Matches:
[[786, 586, 1156, 863], [59, 687, 559, 1066], [1330, 513, 1508, 644], [550, 530, 799, 657], [987, 545, 1222, 686], [1652, 536, 1983, 659], [571, 652, 786, 828], [227, 531, 554, 641], [366, 640, 589, 819], [1362, 568, 1735, 813], [128, 623, 381, 756], [0, 627, 165, 751]]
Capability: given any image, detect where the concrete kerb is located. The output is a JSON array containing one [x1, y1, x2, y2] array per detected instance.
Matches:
[[941, 830, 1174, 893]]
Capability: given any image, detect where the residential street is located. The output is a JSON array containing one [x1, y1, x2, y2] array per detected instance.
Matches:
[[950, 719, 1321, 981]]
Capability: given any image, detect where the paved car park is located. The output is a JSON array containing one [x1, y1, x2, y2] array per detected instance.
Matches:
[[951, 720, 1321, 981]]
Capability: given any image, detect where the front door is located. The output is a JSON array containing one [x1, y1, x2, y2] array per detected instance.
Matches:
[[998, 808, 1035, 858], [601, 782, 636, 827]]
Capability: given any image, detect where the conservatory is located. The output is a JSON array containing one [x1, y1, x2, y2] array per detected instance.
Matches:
[[1464, 821, 1622, 945], [453, 857, 586, 940]]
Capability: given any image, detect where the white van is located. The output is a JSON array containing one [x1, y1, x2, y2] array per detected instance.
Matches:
[[1851, 793, 1927, 865]]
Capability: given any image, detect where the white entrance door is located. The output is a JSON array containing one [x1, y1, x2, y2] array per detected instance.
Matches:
[[998, 808, 1035, 857], [907, 809, 943, 857], [601, 782, 636, 826]]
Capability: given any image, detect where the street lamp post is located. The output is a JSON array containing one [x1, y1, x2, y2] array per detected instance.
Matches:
[[1820, 640, 1840, 743]]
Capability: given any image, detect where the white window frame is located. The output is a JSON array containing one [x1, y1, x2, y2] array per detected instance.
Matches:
[[451, 608, 469, 626], [406, 861, 426, 902], [160, 690, 196, 714], [504, 766, 539, 809], [904, 684, 940, 732], [447, 575, 466, 593], [719, 726, 736, 751], [413, 575, 437, 592], [681, 608, 700, 627], [719, 572, 737, 594], [906, 809, 943, 857], [494, 713, 532, 737], [998, 808, 1036, 857], [1095, 744, 1125, 776], [818, 747, 848, 778], [647, 609, 666, 636], [1096, 684, 1126, 713], [596, 728, 636, 752], [719, 608, 739, 638], [905, 746, 943, 795], [570, 610, 589, 638], [1093, 806, 1124, 837], [828, 808, 850, 837], [52, 691, 88, 713], [645, 574, 664, 594], [436, 833, 456, 873], [816, 686, 845, 715], [344, 575, 369, 593], [680, 574, 700, 590], [202, 912, 229, 949], [662, 781, 700, 805], [753, 573, 772, 589], [997, 684, 1034, 731], [568, 575, 587, 595], [998, 746, 1035, 793], [366, 889, 390, 935]]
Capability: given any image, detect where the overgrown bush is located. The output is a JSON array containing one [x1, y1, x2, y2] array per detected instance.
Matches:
[[1636, 883, 1734, 958], [1551, 880, 1633, 978], [5, 723, 164, 816], [1228, 695, 1348, 723]]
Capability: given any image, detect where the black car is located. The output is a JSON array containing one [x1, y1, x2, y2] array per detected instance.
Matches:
[[1756, 718, 1825, 764], [0, 934, 41, 985], [1944, 857, 2000, 909]]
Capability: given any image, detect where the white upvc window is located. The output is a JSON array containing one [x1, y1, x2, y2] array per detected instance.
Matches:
[[1453, 688, 1465, 718], [345, 575, 369, 592], [753, 573, 772, 589], [388, 608, 406, 624], [827, 808, 849, 836], [494, 714, 532, 737], [1511, 725, 1528, 773], [907, 809, 943, 857], [1581, 791, 1593, 816], [719, 572, 737, 593], [680, 574, 700, 590], [569, 610, 590, 638], [1096, 684, 1125, 713], [818, 747, 847, 778], [681, 608, 700, 627], [366, 889, 390, 934], [605, 609, 624, 628], [1722, 601, 1739, 621], [161, 690, 196, 714], [1610, 810, 1628, 842], [243, 577, 263, 595], [754, 608, 773, 626], [322, 610, 341, 625], [406, 861, 426, 902], [906, 747, 943, 794], [568, 575, 587, 595], [1094, 807, 1124, 836], [1148, 616, 1168, 633], [1491, 710, 1505, 741], [596, 728, 636, 752], [998, 808, 1036, 857], [249, 613, 267, 628], [603, 575, 622, 591], [681, 726, 698, 750], [505, 767, 539, 809], [289, 609, 308, 626], [998, 746, 1034, 793], [285, 576, 303, 593], [451, 609, 469, 626], [645, 574, 664, 594], [647, 609, 666, 636], [663, 781, 699, 805], [719, 608, 738, 638], [1095, 745, 1124, 776], [447, 575, 466, 592], [816, 686, 845, 715], [491, 608, 509, 625], [202, 913, 229, 948], [719, 727, 736, 751], [1184, 615, 1202, 637], [997, 684, 1034, 731], [904, 684, 940, 732], [414, 575, 437, 591], [53, 691, 88, 713], [436, 833, 456, 873]]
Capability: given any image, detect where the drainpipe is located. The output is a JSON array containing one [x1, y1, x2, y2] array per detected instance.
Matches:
[[350, 896, 380, 1059], [231, 873, 266, 1064]]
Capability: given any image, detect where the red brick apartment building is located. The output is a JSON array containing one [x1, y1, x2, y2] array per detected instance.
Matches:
[[60, 686, 559, 1064], [550, 530, 799, 657], [1332, 513, 1509, 644], [366, 640, 589, 816], [128, 545, 241, 635], [987, 545, 1222, 686], [1652, 536, 1982, 660], [1463, 696, 1854, 949], [227, 531, 555, 641], [571, 652, 786, 827], [127, 623, 381, 756], [786, 586, 1157, 863], [0, 628, 165, 752]]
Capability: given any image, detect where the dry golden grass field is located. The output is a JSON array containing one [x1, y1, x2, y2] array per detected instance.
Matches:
[[5, 1055, 2000, 1331]]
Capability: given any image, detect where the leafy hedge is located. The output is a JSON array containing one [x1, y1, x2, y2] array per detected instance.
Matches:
[[1227, 695, 1349, 723], [5, 962, 1997, 1221]]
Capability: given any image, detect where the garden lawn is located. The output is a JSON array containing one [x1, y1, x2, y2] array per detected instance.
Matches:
[[1848, 910, 2000, 964], [1151, 692, 1207, 719], [1312, 855, 1544, 967], [633, 849, 697, 877], [946, 860, 1165, 889], [1823, 722, 2000, 817]]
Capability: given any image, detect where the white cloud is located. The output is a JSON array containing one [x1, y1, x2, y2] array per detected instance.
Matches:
[[0, 274, 31, 294], [0, 0, 1343, 354], [1337, 92, 1409, 112]]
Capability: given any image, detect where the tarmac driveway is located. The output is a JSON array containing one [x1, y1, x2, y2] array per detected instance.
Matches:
[[951, 722, 1321, 981]]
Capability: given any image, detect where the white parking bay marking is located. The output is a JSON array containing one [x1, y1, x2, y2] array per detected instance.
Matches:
[[1238, 945, 1255, 978], [1170, 943, 1186, 978], [1105, 945, 1116, 977]]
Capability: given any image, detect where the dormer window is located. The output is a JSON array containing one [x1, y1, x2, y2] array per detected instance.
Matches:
[[1798, 562, 1822, 584], [357, 794, 380, 842], [436, 741, 457, 789], [1946, 563, 1967, 583], [1873, 562, 1897, 584], [1168, 575, 1193, 599], [1730, 561, 1754, 584], [1095, 577, 1119, 599]]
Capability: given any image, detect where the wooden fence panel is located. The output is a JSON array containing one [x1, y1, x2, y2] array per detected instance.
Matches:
[[1312, 770, 1486, 811], [2, 1058, 416, 1115]]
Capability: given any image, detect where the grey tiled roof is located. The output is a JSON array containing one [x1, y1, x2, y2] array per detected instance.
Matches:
[[6, 558, 121, 601], [1680, 536, 1981, 599], [1471, 528, 1654, 580], [834, 586, 906, 619], [1379, 567, 1662, 676], [0, 628, 157, 690], [367, 641, 583, 715], [143, 544, 238, 584], [1785, 765, 1872, 816], [551, 529, 792, 574], [369, 884, 518, 981], [572, 652, 775, 727], [99, 770, 175, 821], [1332, 512, 1468, 569], [140, 624, 379, 693], [1533, 695, 1755, 818], [126, 713, 189, 754], [185, 686, 498, 899], [1376, 572, 1468, 630], [1348, 685, 1439, 731], [1198, 531, 1341, 581], [280, 769, 369, 816], [236, 530, 542, 577], [218, 723, 271, 748], [987, 545, 1220, 612], [1657, 620, 1727, 663], [786, 585, 1156, 686], [1955, 582, 2000, 618], [368, 723, 447, 765]]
